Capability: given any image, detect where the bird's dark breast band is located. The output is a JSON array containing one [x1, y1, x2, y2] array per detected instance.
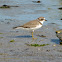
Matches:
[[38, 21, 42, 25]]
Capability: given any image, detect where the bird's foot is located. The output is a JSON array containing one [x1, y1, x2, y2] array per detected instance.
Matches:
[[32, 37, 37, 40]]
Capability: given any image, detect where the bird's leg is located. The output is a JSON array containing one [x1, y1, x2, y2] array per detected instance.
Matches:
[[31, 31, 37, 40], [32, 31, 34, 38]]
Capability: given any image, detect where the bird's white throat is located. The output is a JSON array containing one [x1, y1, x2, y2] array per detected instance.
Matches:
[[37, 19, 45, 24], [39, 20, 45, 24]]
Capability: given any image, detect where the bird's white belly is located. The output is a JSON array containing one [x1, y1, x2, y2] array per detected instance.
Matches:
[[30, 24, 42, 30], [19, 24, 42, 31]]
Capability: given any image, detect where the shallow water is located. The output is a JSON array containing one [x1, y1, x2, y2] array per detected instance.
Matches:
[[0, 0, 62, 28]]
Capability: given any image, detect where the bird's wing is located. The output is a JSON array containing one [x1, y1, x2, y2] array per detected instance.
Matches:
[[22, 20, 39, 28]]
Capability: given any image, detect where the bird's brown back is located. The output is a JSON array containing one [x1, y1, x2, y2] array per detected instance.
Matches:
[[21, 20, 41, 28]]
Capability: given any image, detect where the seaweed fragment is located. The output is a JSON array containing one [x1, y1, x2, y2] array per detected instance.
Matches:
[[26, 43, 49, 47]]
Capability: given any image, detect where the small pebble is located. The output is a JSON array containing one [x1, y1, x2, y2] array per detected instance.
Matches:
[[38, 48, 40, 50], [51, 23, 55, 24], [32, 1, 41, 3], [53, 44, 56, 47], [46, 50, 50, 52], [16, 31, 19, 32], [60, 18, 62, 20], [58, 7, 62, 10], [37, 35, 46, 37], [47, 28, 48, 29], [60, 42, 62, 45], [0, 5, 10, 8], [37, 1, 41, 3], [7, 22, 10, 24]]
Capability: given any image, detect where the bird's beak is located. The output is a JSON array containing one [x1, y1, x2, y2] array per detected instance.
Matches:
[[45, 20, 47, 21]]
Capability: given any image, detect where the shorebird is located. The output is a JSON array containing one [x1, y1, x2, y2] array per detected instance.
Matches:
[[13, 17, 47, 39]]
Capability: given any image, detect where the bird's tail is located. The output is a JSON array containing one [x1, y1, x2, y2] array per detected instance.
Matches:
[[13, 27, 18, 29], [13, 26, 23, 29]]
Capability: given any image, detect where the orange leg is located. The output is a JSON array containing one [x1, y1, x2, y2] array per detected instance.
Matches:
[[31, 32, 37, 40]]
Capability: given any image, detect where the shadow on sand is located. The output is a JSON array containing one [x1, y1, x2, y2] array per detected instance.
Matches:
[[51, 39, 61, 44], [8, 35, 32, 38]]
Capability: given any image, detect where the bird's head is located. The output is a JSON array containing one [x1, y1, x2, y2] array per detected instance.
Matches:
[[38, 17, 47, 21], [37, 17, 47, 24]]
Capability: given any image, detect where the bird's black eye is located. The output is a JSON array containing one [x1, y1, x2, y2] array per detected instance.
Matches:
[[41, 19, 44, 20]]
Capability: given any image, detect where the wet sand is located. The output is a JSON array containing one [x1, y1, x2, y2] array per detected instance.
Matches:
[[0, 0, 62, 62]]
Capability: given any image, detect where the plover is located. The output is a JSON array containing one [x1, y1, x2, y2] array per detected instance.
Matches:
[[13, 17, 47, 39]]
